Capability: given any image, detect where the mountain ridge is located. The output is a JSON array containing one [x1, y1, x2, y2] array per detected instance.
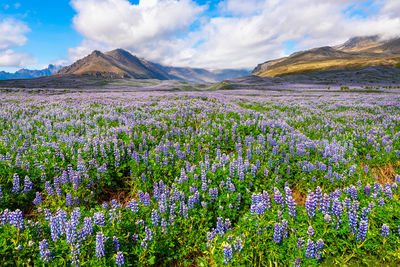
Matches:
[[57, 49, 249, 83], [252, 36, 400, 77], [0, 64, 62, 80]]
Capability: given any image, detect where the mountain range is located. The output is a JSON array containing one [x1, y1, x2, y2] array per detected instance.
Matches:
[[252, 36, 400, 77], [0, 64, 62, 80], [1, 35, 399, 86], [56, 49, 248, 83]]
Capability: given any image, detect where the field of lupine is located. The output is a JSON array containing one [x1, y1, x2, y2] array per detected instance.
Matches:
[[0, 89, 400, 266]]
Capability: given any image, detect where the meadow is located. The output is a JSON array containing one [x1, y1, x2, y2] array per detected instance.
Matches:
[[0, 89, 399, 266]]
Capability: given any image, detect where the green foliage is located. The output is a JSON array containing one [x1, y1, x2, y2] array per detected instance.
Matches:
[[0, 92, 399, 266]]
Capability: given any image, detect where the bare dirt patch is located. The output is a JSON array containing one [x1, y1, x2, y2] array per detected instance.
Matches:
[[292, 185, 306, 206], [372, 161, 399, 185]]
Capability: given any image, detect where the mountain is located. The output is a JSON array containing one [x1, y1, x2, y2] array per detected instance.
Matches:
[[252, 36, 400, 77], [334, 36, 381, 52], [57, 49, 171, 79], [57, 49, 249, 83], [0, 64, 62, 80]]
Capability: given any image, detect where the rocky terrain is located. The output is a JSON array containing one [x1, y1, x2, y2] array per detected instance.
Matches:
[[252, 36, 400, 77]]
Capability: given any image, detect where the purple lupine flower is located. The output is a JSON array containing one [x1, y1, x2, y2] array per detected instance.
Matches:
[[284, 185, 292, 206], [273, 222, 282, 244], [381, 224, 390, 238], [305, 192, 316, 219], [144, 193, 151, 207], [262, 190, 271, 209], [144, 226, 153, 242], [188, 195, 196, 209], [216, 217, 225, 237], [274, 188, 283, 207], [307, 225, 314, 236], [378, 197, 385, 207], [315, 239, 324, 260], [73, 196, 79, 205], [56, 208, 67, 235], [281, 219, 288, 239], [96, 232, 105, 258], [12, 173, 20, 193], [55, 187, 61, 197], [116, 251, 124, 266], [392, 183, 398, 191], [71, 208, 81, 227], [296, 238, 304, 249], [93, 212, 105, 227], [1, 210, 9, 226], [364, 184, 371, 195], [113, 236, 120, 251], [23, 176, 33, 193], [0, 184, 3, 200], [10, 209, 24, 230], [305, 239, 315, 259], [348, 185, 357, 200], [384, 184, 393, 200], [364, 165, 369, 174], [39, 239, 51, 263], [287, 196, 296, 218], [181, 203, 188, 219], [233, 236, 243, 252], [66, 193, 73, 207], [45, 182, 54, 197], [50, 215, 60, 241], [151, 209, 159, 226], [315, 186, 322, 208], [109, 208, 118, 225], [293, 258, 301, 267], [321, 194, 330, 215], [209, 187, 218, 202], [70, 243, 80, 267], [357, 220, 368, 241], [324, 214, 332, 224], [161, 218, 168, 233], [44, 209, 52, 221], [348, 211, 358, 235], [344, 197, 351, 211], [82, 217, 93, 239], [65, 221, 77, 244], [111, 199, 121, 208], [223, 244, 233, 264], [224, 218, 232, 233], [332, 198, 343, 217], [128, 199, 139, 213], [206, 231, 215, 247]]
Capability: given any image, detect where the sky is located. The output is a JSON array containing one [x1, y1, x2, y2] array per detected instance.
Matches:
[[0, 0, 400, 72]]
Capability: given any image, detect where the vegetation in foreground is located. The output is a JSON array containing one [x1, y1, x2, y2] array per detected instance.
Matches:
[[0, 90, 399, 266]]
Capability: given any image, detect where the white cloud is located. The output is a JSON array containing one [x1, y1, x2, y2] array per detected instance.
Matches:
[[68, 0, 400, 69], [381, 0, 400, 18], [0, 18, 30, 50], [0, 18, 35, 68], [0, 49, 36, 68], [68, 39, 110, 62], [218, 0, 264, 16], [71, 0, 204, 47]]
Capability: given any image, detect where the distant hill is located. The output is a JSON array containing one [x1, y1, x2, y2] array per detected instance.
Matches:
[[252, 36, 400, 77], [0, 65, 62, 80], [57, 49, 249, 83]]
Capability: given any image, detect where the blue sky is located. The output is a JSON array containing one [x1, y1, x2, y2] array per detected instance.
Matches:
[[0, 1, 81, 71], [0, 0, 399, 71]]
